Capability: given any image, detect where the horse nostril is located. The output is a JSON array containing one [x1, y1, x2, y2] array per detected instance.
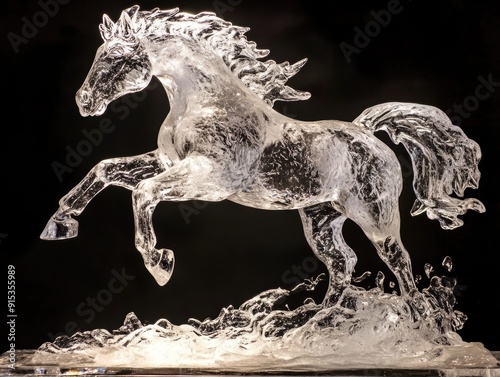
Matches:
[[78, 89, 90, 105]]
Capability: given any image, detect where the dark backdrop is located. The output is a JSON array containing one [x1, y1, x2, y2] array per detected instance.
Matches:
[[2, 0, 499, 355]]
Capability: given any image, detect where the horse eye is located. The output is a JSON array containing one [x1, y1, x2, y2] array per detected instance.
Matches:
[[108, 46, 126, 58]]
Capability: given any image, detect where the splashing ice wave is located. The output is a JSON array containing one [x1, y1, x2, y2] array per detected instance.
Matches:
[[33, 259, 497, 371]]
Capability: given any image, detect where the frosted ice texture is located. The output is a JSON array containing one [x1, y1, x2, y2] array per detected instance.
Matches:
[[37, 5, 489, 369]]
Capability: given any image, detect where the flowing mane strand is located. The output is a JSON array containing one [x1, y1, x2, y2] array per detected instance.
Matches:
[[102, 5, 311, 106]]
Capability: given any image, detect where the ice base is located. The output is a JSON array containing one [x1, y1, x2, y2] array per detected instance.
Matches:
[[4, 283, 499, 376], [1, 349, 499, 376]]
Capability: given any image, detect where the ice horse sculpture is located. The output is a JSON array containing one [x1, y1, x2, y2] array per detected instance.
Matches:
[[41, 6, 484, 311]]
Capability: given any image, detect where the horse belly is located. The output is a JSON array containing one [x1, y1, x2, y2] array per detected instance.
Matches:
[[230, 132, 332, 210], [229, 186, 327, 210]]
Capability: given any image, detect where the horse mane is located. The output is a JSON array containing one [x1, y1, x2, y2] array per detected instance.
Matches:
[[100, 5, 311, 106]]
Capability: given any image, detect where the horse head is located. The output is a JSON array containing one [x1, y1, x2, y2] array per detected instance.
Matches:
[[75, 6, 178, 116]]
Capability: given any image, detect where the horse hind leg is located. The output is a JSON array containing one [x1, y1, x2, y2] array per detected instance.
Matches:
[[299, 203, 357, 306], [348, 198, 417, 296]]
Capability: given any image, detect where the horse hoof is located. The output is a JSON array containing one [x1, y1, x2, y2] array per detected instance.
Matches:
[[40, 216, 79, 240], [146, 248, 175, 286]]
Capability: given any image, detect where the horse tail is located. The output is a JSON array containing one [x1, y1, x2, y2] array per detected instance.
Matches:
[[353, 102, 485, 230]]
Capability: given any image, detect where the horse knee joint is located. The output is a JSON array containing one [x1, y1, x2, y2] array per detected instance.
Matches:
[[95, 160, 113, 182]]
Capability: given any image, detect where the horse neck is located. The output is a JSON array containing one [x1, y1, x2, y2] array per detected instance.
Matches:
[[146, 38, 249, 116]]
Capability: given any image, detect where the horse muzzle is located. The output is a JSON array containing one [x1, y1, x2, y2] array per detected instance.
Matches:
[[75, 88, 107, 116]]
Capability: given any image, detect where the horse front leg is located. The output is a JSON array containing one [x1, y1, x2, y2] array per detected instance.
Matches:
[[41, 150, 169, 240], [131, 156, 234, 286]]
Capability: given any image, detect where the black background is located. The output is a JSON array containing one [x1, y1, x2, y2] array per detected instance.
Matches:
[[2, 0, 500, 356]]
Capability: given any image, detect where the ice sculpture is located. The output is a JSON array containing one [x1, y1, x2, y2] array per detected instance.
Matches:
[[35, 5, 495, 371]]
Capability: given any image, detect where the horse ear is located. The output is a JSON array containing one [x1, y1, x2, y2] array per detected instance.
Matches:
[[125, 4, 140, 17], [99, 14, 114, 41], [128, 5, 145, 34], [117, 12, 134, 41]]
